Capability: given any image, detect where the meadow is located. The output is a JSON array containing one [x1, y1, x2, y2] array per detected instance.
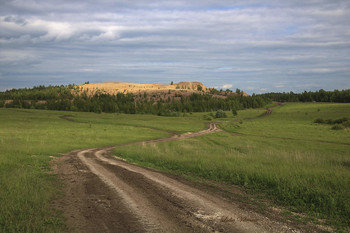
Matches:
[[0, 109, 204, 232], [114, 103, 350, 229], [0, 103, 349, 232]]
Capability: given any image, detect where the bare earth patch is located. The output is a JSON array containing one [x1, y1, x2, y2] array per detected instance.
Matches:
[[79, 81, 208, 95]]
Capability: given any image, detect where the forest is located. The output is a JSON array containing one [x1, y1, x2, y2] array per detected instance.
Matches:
[[260, 89, 350, 103], [1, 85, 349, 115], [0, 84, 269, 115]]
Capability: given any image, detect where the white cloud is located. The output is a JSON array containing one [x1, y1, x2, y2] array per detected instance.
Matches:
[[274, 83, 285, 88], [222, 84, 233, 89], [300, 68, 333, 73], [245, 86, 258, 91]]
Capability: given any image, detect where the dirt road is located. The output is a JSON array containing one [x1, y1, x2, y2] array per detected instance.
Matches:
[[116, 123, 221, 147], [54, 121, 297, 232]]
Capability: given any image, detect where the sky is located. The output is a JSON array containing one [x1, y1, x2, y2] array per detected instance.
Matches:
[[1, 0, 350, 94]]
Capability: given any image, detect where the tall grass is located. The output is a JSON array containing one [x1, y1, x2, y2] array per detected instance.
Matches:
[[115, 103, 350, 228], [0, 109, 174, 232]]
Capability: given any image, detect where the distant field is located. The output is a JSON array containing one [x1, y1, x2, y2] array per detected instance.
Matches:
[[115, 103, 350, 229], [221, 103, 350, 144], [0, 109, 205, 232]]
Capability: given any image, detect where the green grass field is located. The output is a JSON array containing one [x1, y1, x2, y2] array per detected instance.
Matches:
[[0, 109, 205, 232], [114, 103, 350, 229], [221, 103, 350, 144], [1, 103, 349, 232]]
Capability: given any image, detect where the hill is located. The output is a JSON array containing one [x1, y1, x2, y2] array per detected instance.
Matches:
[[79, 81, 249, 102], [79, 81, 208, 95], [0, 81, 266, 115]]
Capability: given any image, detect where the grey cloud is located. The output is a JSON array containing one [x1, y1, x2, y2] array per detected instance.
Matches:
[[4, 15, 27, 25], [1, 0, 350, 92]]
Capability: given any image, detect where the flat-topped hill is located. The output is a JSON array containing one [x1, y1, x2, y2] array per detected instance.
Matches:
[[79, 81, 208, 95]]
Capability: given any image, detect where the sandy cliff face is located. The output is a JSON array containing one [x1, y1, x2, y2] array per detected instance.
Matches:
[[79, 82, 208, 95]]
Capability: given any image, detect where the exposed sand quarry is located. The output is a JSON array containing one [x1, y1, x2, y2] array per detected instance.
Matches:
[[79, 81, 208, 95]]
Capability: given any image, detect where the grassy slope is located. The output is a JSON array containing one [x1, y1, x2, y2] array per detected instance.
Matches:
[[114, 103, 350, 229], [221, 103, 350, 144], [0, 109, 205, 232]]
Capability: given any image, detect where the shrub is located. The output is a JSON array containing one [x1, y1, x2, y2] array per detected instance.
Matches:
[[314, 118, 325, 124], [331, 124, 344, 130], [215, 110, 227, 118], [203, 114, 213, 121], [342, 120, 350, 128], [333, 117, 349, 124], [158, 111, 180, 117], [232, 109, 238, 116], [325, 119, 334, 124]]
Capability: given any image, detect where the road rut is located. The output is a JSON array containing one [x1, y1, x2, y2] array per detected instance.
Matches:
[[54, 122, 297, 232]]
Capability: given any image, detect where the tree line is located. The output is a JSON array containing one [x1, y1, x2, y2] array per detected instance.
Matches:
[[259, 89, 350, 103], [0, 85, 270, 115]]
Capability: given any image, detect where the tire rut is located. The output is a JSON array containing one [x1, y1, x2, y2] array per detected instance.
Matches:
[[58, 148, 296, 232], [114, 123, 221, 147], [55, 116, 297, 232]]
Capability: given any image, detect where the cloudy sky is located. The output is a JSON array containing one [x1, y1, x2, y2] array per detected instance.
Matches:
[[1, 0, 349, 93]]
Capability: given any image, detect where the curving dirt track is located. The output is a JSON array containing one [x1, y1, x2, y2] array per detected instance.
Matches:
[[116, 123, 221, 147], [54, 120, 297, 232]]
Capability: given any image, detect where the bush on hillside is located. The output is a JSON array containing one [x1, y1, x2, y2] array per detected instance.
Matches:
[[331, 124, 344, 130], [333, 117, 349, 124], [342, 120, 350, 128], [215, 110, 227, 118], [203, 114, 213, 121], [313, 118, 325, 123], [325, 119, 334, 124], [232, 108, 238, 116], [315, 117, 349, 125]]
